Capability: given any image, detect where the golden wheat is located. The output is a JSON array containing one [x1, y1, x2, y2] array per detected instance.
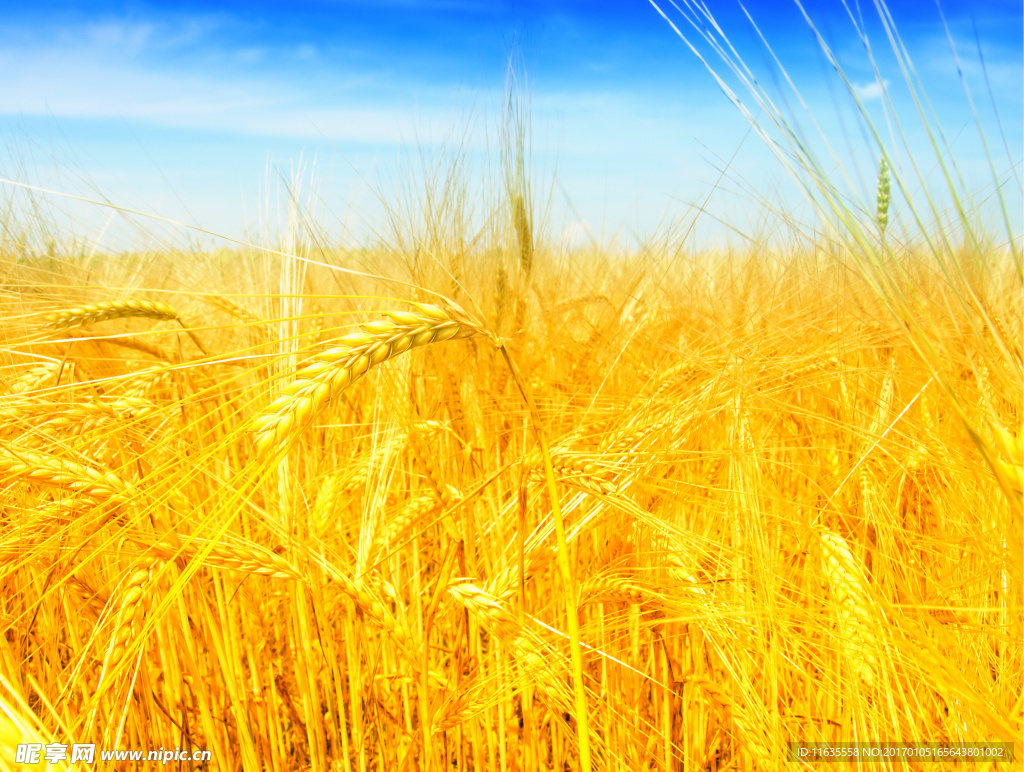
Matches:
[[64, 576, 109, 624], [146, 535, 303, 581], [105, 560, 157, 667], [578, 574, 660, 608], [876, 156, 891, 236], [524, 449, 618, 495], [818, 527, 882, 688], [0, 397, 156, 437], [448, 581, 562, 699], [46, 298, 181, 329], [4, 361, 76, 395], [0, 444, 134, 507], [252, 302, 487, 458], [685, 676, 772, 767], [449, 581, 523, 640], [432, 690, 490, 734], [366, 494, 446, 566]]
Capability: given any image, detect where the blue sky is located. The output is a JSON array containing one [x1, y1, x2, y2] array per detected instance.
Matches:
[[1, 0, 1020, 251]]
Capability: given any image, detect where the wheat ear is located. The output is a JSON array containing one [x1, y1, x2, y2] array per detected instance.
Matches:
[[47, 298, 207, 354], [513, 193, 533, 276], [449, 581, 524, 640], [5, 361, 75, 395], [578, 574, 661, 609], [106, 560, 157, 666], [989, 421, 1023, 501], [146, 535, 303, 581], [493, 266, 509, 334], [524, 449, 617, 496], [0, 397, 156, 437], [65, 576, 109, 623], [64, 330, 176, 362], [252, 302, 486, 459], [366, 494, 447, 567], [876, 156, 891, 236], [0, 444, 133, 507], [432, 690, 490, 734], [448, 581, 564, 703], [47, 298, 180, 328], [818, 527, 881, 688]]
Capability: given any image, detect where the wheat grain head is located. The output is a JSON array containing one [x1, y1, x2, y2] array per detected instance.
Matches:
[[47, 298, 180, 329], [252, 302, 487, 459]]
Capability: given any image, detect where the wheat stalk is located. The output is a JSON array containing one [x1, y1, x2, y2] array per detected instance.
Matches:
[[685, 675, 772, 767], [252, 302, 487, 459]]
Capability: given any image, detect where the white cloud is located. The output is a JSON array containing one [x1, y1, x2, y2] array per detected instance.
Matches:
[[0, 43, 457, 144], [234, 47, 266, 65], [83, 21, 154, 54], [854, 79, 890, 101]]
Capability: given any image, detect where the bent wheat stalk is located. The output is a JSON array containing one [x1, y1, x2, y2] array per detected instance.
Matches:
[[498, 342, 592, 771], [251, 302, 487, 459]]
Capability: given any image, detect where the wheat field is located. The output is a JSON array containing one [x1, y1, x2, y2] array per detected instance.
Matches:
[[0, 205, 1020, 769], [1, 3, 1022, 770]]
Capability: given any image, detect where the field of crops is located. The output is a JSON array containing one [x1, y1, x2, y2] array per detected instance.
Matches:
[[1, 208, 1019, 769]]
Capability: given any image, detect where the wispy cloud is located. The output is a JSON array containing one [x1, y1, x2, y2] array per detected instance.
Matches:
[[0, 39, 458, 144], [81, 21, 155, 54], [854, 79, 889, 101]]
